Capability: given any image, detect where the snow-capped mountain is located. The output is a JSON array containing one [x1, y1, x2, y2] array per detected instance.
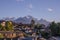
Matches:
[[1, 17, 15, 21], [39, 19, 50, 27], [15, 15, 50, 26], [15, 15, 37, 24]]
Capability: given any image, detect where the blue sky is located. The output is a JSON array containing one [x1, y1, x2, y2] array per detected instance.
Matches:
[[0, 0, 60, 22]]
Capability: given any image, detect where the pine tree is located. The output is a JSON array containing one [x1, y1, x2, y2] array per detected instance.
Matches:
[[30, 19, 35, 28]]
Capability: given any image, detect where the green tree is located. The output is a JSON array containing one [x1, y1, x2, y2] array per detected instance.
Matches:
[[0, 24, 2, 30], [41, 31, 50, 39], [49, 21, 58, 36], [5, 21, 14, 31], [35, 24, 44, 35], [0, 23, 6, 31], [30, 19, 35, 28], [57, 23, 60, 36]]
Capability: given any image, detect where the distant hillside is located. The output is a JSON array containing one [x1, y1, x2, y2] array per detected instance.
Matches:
[[15, 15, 50, 26]]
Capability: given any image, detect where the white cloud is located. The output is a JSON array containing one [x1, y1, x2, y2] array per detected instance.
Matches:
[[26, 4, 33, 14], [26, 4, 33, 10], [48, 8, 53, 12]]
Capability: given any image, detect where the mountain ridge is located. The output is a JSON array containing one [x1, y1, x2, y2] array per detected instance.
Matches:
[[0, 15, 50, 26]]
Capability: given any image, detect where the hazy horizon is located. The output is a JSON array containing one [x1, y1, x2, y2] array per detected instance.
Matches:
[[0, 0, 60, 22]]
